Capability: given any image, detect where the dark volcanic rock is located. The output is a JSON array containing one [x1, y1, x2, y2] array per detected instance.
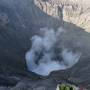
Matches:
[[0, 0, 90, 89], [0, 0, 62, 75], [0, 0, 62, 87]]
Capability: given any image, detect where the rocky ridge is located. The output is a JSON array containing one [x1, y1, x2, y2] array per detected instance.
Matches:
[[35, 0, 90, 32]]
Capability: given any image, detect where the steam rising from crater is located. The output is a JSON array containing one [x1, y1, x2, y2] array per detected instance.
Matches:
[[25, 27, 81, 76]]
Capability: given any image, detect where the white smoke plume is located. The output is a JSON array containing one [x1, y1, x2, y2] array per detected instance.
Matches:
[[25, 27, 81, 76]]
